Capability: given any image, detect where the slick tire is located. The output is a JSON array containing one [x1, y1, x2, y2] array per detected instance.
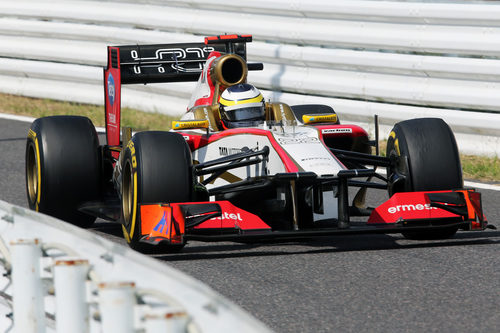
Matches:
[[26, 116, 100, 227], [121, 131, 193, 252], [386, 118, 463, 240]]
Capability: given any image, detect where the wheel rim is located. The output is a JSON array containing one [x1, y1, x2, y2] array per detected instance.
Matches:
[[122, 160, 134, 227], [387, 136, 411, 195], [26, 143, 38, 205]]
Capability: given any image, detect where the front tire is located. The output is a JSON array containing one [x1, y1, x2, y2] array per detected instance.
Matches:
[[25, 116, 100, 227], [121, 131, 193, 251], [386, 118, 463, 239]]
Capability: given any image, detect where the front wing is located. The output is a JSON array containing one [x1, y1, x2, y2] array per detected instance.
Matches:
[[138, 189, 488, 246]]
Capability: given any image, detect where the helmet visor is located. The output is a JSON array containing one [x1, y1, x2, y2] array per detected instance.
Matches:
[[222, 105, 265, 122]]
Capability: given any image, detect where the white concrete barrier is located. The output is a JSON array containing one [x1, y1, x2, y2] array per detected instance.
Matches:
[[0, 200, 272, 332]]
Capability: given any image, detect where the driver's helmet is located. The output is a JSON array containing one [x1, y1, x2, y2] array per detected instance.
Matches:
[[219, 83, 265, 129]]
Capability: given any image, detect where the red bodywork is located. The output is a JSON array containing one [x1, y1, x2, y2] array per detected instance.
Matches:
[[104, 46, 122, 157], [139, 201, 272, 245], [368, 189, 486, 230], [137, 189, 487, 245]]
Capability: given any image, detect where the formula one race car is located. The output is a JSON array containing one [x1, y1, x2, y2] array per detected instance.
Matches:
[[26, 34, 490, 252]]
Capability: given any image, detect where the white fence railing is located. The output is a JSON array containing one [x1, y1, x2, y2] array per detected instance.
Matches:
[[0, 0, 499, 156], [0, 200, 271, 332]]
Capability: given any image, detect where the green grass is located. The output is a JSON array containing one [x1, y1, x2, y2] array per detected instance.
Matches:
[[0, 93, 177, 131], [1, 93, 498, 183], [461, 155, 500, 183], [377, 140, 499, 184]]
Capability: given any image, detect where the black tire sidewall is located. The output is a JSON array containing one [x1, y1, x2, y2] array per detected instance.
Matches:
[[121, 131, 193, 248], [26, 116, 100, 226], [387, 118, 463, 193], [386, 118, 463, 239]]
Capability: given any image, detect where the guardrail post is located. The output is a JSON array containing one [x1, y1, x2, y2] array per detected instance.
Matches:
[[98, 281, 136, 333], [54, 259, 89, 333], [10, 238, 45, 333], [144, 310, 188, 333]]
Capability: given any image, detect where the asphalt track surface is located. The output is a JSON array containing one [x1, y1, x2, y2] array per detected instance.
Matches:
[[1, 117, 499, 333]]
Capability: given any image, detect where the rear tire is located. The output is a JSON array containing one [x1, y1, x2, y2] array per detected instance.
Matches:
[[121, 131, 193, 252], [25, 116, 100, 227], [386, 118, 463, 240]]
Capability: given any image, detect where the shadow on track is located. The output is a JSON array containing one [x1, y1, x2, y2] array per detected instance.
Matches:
[[88, 221, 124, 238], [85, 219, 500, 261], [152, 230, 500, 262], [0, 137, 27, 142]]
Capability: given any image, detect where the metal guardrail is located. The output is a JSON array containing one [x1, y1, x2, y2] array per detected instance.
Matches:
[[110, 0, 500, 27], [0, 0, 498, 156], [0, 200, 272, 332]]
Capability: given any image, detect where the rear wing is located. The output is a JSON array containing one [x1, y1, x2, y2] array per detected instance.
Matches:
[[103, 34, 259, 147]]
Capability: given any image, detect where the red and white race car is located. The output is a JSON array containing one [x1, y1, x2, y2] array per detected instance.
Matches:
[[26, 35, 490, 252]]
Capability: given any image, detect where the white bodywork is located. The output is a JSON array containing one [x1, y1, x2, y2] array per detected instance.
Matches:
[[190, 123, 346, 189]]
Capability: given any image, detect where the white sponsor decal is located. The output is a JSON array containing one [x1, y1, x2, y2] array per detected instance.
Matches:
[[108, 113, 116, 125], [209, 212, 243, 221], [277, 137, 319, 145], [322, 128, 352, 134], [387, 203, 437, 214], [219, 147, 243, 156]]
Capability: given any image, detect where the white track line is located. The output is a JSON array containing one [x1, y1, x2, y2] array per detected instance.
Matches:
[[0, 113, 35, 123], [1, 112, 105, 132], [2, 112, 499, 191], [464, 181, 500, 191]]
